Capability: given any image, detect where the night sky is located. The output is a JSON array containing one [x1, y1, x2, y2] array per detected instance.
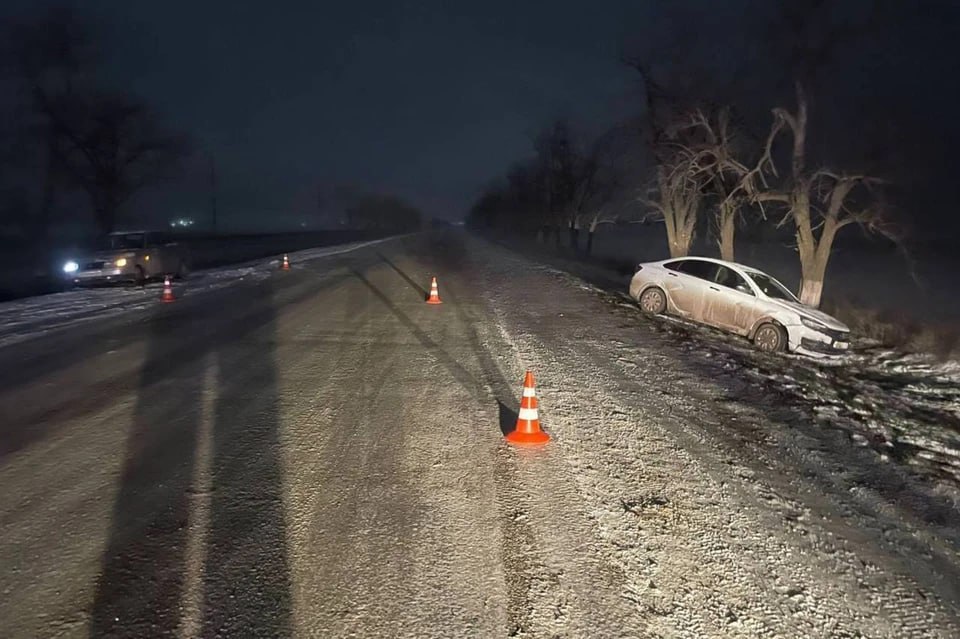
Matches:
[[5, 1, 960, 237]]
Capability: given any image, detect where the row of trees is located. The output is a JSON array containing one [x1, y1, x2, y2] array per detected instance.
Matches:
[[0, 7, 188, 241], [467, 2, 900, 308], [468, 119, 637, 255]]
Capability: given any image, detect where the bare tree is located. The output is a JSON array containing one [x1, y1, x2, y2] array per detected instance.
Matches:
[[751, 82, 896, 307], [675, 108, 761, 262], [533, 120, 579, 246], [39, 91, 189, 234], [564, 151, 597, 250], [737, 1, 900, 307], [642, 143, 708, 258], [3, 6, 95, 240], [622, 58, 713, 258], [583, 186, 639, 256], [696, 111, 746, 262], [564, 124, 640, 254]]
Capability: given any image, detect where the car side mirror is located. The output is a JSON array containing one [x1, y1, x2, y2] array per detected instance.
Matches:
[[736, 284, 751, 294]]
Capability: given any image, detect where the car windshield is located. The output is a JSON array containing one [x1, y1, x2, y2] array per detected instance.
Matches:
[[97, 234, 145, 250], [746, 271, 798, 302]]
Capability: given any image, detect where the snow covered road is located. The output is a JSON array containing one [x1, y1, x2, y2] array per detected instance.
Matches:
[[0, 232, 957, 637]]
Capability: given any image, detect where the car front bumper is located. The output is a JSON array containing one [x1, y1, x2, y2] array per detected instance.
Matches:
[[71, 266, 139, 284], [788, 324, 851, 357]]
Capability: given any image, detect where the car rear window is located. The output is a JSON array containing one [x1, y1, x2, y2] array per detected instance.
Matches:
[[673, 259, 716, 280]]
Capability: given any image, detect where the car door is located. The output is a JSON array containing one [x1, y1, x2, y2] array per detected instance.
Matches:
[[663, 259, 713, 319], [702, 265, 764, 335], [149, 233, 176, 274]]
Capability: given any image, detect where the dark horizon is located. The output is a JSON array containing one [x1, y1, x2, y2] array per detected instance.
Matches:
[[2, 0, 959, 239]]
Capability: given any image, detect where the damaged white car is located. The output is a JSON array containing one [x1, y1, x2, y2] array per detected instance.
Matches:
[[629, 256, 850, 356]]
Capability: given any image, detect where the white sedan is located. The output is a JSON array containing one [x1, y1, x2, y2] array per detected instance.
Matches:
[[629, 256, 850, 356]]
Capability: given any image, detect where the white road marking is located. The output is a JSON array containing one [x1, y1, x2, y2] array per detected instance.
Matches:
[[177, 356, 217, 639]]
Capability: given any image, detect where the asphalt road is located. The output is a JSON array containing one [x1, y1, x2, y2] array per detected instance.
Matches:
[[0, 233, 637, 638], [1, 232, 958, 638]]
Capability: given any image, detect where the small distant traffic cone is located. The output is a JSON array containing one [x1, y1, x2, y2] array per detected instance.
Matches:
[[161, 275, 175, 303], [281, 254, 291, 270], [426, 276, 442, 304], [506, 371, 550, 446]]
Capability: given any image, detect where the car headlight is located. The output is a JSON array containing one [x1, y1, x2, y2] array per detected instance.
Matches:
[[115, 258, 127, 267], [63, 261, 79, 273], [801, 316, 827, 332]]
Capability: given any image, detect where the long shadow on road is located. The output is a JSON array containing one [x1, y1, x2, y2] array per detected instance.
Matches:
[[377, 251, 428, 299], [351, 267, 486, 397], [89, 278, 292, 637], [354, 253, 522, 434], [88, 305, 204, 636]]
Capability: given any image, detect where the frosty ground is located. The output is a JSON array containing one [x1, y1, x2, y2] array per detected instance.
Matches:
[[0, 232, 957, 638]]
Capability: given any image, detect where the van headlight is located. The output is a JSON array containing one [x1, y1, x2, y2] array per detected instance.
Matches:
[[801, 316, 827, 332], [115, 258, 127, 267], [63, 261, 79, 273]]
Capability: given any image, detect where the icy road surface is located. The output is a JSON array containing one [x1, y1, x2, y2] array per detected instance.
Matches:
[[0, 238, 393, 348], [0, 232, 957, 638]]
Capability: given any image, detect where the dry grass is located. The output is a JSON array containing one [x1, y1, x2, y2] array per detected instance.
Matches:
[[823, 298, 960, 361]]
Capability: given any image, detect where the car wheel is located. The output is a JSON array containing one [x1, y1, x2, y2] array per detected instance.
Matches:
[[753, 322, 787, 353], [638, 286, 667, 314]]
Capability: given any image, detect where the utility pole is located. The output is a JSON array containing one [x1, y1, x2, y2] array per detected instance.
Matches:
[[209, 154, 218, 234]]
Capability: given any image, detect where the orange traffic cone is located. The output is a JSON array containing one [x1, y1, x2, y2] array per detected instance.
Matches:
[[161, 275, 175, 303], [281, 254, 291, 270], [426, 276, 442, 304], [506, 371, 550, 446]]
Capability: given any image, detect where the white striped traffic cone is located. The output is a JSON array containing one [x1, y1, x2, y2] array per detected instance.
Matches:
[[426, 276, 442, 304], [506, 371, 550, 446], [161, 275, 175, 303]]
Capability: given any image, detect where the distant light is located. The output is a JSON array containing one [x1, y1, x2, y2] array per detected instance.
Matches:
[[63, 261, 79, 273], [169, 218, 195, 228]]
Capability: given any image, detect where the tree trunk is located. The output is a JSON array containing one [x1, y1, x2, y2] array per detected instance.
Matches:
[[799, 259, 827, 307], [586, 230, 594, 255], [569, 225, 579, 251], [669, 236, 691, 258], [718, 205, 735, 262], [663, 209, 680, 258], [666, 215, 692, 257], [798, 215, 839, 308], [667, 205, 695, 258]]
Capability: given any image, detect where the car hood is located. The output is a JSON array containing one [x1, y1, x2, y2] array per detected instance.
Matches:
[[771, 299, 850, 331]]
